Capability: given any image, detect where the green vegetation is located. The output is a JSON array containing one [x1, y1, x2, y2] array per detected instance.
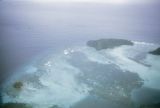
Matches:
[[87, 39, 133, 50], [149, 47, 160, 55], [0, 103, 32, 108]]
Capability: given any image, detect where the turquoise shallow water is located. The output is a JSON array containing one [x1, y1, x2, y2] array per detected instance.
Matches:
[[1, 39, 160, 108]]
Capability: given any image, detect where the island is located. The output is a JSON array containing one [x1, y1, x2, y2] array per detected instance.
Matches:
[[87, 38, 134, 50], [149, 47, 160, 55]]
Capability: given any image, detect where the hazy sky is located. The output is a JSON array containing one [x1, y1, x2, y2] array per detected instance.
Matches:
[[4, 0, 159, 4]]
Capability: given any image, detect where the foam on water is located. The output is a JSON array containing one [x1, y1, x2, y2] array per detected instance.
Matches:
[[2, 52, 91, 108], [107, 43, 160, 89], [81, 41, 160, 89], [2, 41, 160, 108]]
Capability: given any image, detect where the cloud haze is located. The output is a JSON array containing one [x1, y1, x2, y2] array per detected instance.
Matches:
[[3, 0, 159, 4]]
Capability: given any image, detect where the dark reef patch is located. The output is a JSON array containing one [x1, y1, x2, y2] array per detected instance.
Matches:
[[68, 52, 143, 108], [131, 87, 160, 107], [139, 103, 160, 108], [13, 81, 23, 90], [0, 103, 32, 108]]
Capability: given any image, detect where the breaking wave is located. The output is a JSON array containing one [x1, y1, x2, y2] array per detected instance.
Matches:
[[1, 40, 160, 108]]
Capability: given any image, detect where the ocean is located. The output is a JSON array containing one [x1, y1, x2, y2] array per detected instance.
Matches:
[[0, 1, 160, 108]]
